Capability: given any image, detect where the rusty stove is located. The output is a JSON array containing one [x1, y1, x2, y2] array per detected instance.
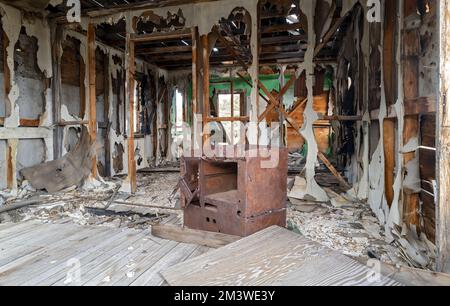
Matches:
[[179, 147, 288, 237]]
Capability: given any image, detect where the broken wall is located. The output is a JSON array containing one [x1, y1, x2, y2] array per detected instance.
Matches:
[[361, 0, 438, 268], [0, 3, 53, 192], [58, 28, 159, 179]]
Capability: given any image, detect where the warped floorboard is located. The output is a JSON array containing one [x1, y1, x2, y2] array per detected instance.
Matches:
[[0, 220, 208, 286], [161, 226, 402, 286]]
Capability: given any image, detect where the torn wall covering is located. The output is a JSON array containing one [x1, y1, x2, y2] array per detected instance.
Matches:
[[0, 2, 53, 192], [59, 29, 161, 177]]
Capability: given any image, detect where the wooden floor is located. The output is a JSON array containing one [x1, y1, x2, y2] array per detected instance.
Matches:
[[162, 226, 401, 286], [0, 219, 208, 286]]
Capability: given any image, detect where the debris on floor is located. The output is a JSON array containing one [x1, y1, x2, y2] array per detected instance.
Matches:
[[286, 174, 436, 270], [0, 173, 183, 231]]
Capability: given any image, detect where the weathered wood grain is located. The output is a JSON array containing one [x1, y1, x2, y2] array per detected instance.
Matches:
[[151, 224, 241, 248], [161, 226, 398, 286]]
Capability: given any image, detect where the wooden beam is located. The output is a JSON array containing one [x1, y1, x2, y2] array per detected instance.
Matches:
[[151, 224, 241, 248], [257, 77, 296, 123], [213, 27, 249, 71], [3, 31, 10, 112], [436, 0, 450, 273], [206, 116, 249, 123], [262, 23, 305, 34], [87, 22, 97, 178], [191, 27, 198, 148], [314, 16, 347, 57], [130, 29, 192, 43], [317, 152, 352, 190], [202, 34, 210, 149], [6, 140, 14, 189], [383, 0, 397, 106], [80, 48, 86, 118], [384, 119, 396, 207], [404, 96, 436, 115], [368, 259, 450, 286], [87, 0, 224, 18], [136, 45, 192, 55], [403, 116, 420, 227], [261, 35, 308, 45], [261, 44, 304, 54], [402, 18, 421, 229], [126, 33, 137, 193], [320, 115, 363, 121], [258, 82, 351, 190], [19, 118, 40, 127], [57, 121, 89, 126], [103, 51, 111, 177]]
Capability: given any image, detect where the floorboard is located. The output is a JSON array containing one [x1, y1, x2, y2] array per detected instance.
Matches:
[[0, 220, 208, 286], [161, 226, 402, 286]]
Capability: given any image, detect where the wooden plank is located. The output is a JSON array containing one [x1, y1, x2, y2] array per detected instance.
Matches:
[[161, 226, 398, 286], [130, 243, 199, 286], [320, 115, 363, 121], [375, 259, 450, 286], [206, 116, 249, 123], [202, 34, 210, 148], [404, 96, 437, 115], [50, 229, 152, 286], [0, 226, 113, 285], [212, 27, 249, 71], [262, 22, 305, 34], [130, 29, 192, 43], [137, 45, 192, 55], [403, 116, 420, 228], [126, 33, 137, 193], [19, 118, 40, 127], [191, 26, 198, 147], [420, 148, 436, 181], [103, 50, 111, 177], [437, 0, 450, 273], [151, 224, 241, 248], [317, 152, 352, 190], [314, 15, 347, 57], [383, 119, 396, 207], [21, 227, 137, 286], [6, 140, 14, 190], [3, 31, 10, 115], [82, 233, 168, 286], [273, 256, 400, 286], [383, 0, 397, 106], [87, 22, 97, 178], [261, 35, 308, 45], [51, 24, 63, 159], [0, 224, 101, 278]]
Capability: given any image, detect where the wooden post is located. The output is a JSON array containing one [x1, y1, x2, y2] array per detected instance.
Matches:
[[436, 0, 450, 273], [3, 31, 10, 117], [402, 2, 421, 229], [87, 22, 97, 178], [51, 24, 63, 159], [126, 34, 137, 193], [104, 52, 111, 177], [383, 118, 396, 207], [191, 27, 198, 153], [201, 35, 210, 150], [230, 68, 234, 144]]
